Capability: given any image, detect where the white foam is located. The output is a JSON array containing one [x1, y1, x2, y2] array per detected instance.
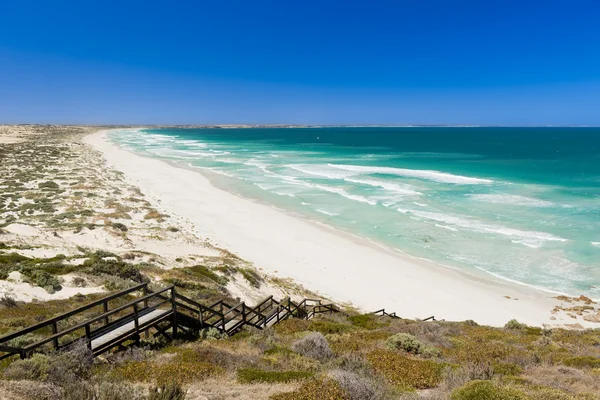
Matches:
[[314, 185, 377, 205], [344, 178, 422, 196], [316, 209, 339, 216], [287, 164, 358, 179], [468, 194, 553, 207], [397, 208, 567, 244], [592, 242, 600, 247], [328, 164, 493, 184], [511, 239, 541, 249], [413, 202, 428, 207], [435, 224, 459, 232]]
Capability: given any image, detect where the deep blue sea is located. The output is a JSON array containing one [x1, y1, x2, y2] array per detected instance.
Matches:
[[108, 127, 600, 298]]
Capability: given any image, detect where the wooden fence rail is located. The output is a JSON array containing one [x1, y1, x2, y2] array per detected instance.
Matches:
[[0, 283, 430, 363]]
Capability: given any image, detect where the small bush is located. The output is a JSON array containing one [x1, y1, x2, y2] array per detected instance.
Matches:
[[367, 349, 444, 389], [97, 381, 144, 400], [61, 381, 96, 400], [504, 319, 527, 330], [167, 226, 179, 232], [46, 341, 94, 385], [71, 277, 87, 287], [113, 359, 221, 384], [38, 181, 59, 190], [238, 268, 262, 288], [450, 380, 526, 400], [522, 386, 578, 400], [308, 320, 355, 335], [185, 265, 227, 285], [274, 318, 310, 335], [347, 314, 384, 330], [200, 327, 225, 340], [28, 270, 62, 292], [493, 362, 523, 376], [0, 294, 17, 307], [442, 362, 495, 390], [148, 382, 186, 400], [2, 353, 50, 381], [237, 368, 314, 383], [386, 333, 422, 353], [562, 356, 600, 369], [270, 377, 350, 400], [111, 222, 128, 232], [292, 332, 333, 360], [386, 333, 440, 357], [89, 260, 144, 282], [102, 274, 140, 291], [329, 369, 386, 400]]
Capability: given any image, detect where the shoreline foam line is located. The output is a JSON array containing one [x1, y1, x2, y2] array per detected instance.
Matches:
[[87, 129, 595, 327]]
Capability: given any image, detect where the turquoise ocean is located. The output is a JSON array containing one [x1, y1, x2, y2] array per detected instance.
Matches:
[[108, 127, 600, 299]]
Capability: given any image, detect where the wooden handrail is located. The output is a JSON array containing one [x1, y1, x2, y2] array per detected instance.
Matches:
[[0, 282, 148, 344], [3, 274, 420, 363], [23, 286, 174, 352]]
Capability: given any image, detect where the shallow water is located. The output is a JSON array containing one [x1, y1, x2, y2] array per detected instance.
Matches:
[[108, 127, 600, 298]]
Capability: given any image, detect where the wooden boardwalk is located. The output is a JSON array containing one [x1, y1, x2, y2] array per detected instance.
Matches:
[[0, 282, 434, 362]]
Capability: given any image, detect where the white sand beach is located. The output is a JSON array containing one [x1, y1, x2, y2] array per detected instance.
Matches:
[[85, 130, 596, 328]]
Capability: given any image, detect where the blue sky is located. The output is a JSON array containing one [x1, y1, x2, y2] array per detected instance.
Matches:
[[1, 0, 599, 125]]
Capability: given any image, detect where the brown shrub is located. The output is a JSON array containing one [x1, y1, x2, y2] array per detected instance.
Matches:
[[292, 332, 332, 361], [270, 377, 350, 400], [329, 369, 387, 400], [367, 349, 444, 389]]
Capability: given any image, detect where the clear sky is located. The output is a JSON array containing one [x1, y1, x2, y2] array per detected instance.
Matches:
[[1, 0, 599, 125]]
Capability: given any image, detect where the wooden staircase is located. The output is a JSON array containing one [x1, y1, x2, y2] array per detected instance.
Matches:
[[0, 283, 434, 362], [0, 283, 347, 361]]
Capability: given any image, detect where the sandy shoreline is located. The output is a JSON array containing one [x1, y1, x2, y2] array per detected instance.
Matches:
[[85, 130, 593, 327]]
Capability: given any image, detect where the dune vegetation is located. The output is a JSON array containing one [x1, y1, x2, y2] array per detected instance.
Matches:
[[1, 126, 599, 399]]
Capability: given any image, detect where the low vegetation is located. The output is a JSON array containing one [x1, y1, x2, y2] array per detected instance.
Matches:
[[1, 126, 599, 399]]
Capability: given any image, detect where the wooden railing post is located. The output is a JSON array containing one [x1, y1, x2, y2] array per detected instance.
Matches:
[[143, 284, 149, 309], [51, 322, 59, 350], [171, 287, 178, 337], [103, 300, 109, 326], [133, 303, 140, 345], [84, 324, 92, 350]]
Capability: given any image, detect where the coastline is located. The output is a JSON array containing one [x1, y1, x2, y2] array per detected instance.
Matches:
[[85, 129, 593, 327]]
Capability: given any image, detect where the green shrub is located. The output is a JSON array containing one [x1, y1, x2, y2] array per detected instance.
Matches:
[[347, 314, 385, 330], [274, 318, 310, 335], [2, 353, 51, 381], [270, 377, 350, 400], [264, 346, 295, 356], [386, 333, 440, 357], [0, 294, 17, 307], [28, 270, 62, 292], [111, 222, 128, 232], [239, 268, 262, 288], [184, 265, 227, 285], [237, 368, 314, 383], [88, 259, 144, 282], [504, 319, 527, 330], [563, 356, 600, 369], [38, 181, 59, 190], [523, 387, 578, 400], [308, 320, 355, 335], [367, 349, 444, 389], [148, 382, 187, 400], [450, 380, 527, 400], [493, 362, 523, 376]]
